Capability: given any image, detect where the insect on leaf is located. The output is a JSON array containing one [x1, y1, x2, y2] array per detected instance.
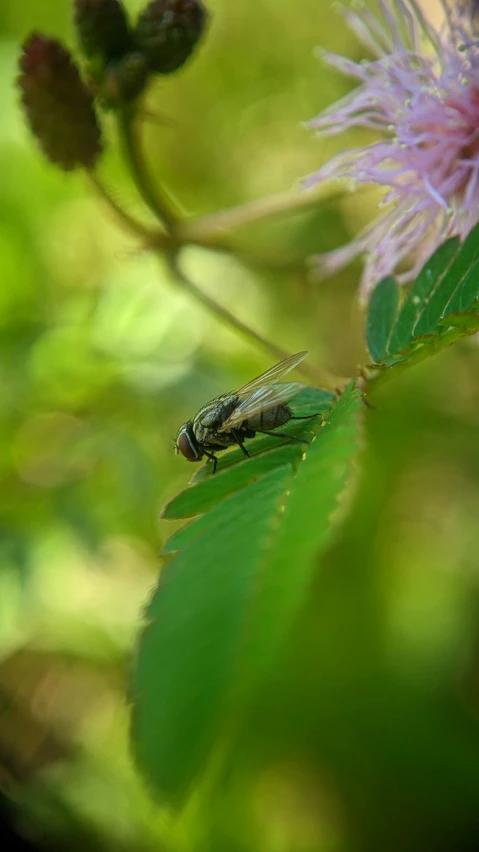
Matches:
[[131, 385, 363, 805], [189, 386, 336, 483]]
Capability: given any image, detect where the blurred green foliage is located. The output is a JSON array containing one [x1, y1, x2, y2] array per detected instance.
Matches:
[[1, 1, 479, 850]]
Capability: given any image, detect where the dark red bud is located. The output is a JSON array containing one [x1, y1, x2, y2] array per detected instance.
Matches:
[[101, 52, 150, 106], [73, 0, 133, 62], [18, 33, 103, 171], [135, 0, 208, 75]]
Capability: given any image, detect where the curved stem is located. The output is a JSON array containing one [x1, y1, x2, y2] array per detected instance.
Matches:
[[98, 112, 337, 385], [117, 108, 179, 230], [87, 171, 168, 246], [166, 251, 329, 385], [177, 184, 337, 250]]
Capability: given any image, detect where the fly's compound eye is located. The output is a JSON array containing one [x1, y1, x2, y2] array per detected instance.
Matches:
[[176, 428, 202, 462]]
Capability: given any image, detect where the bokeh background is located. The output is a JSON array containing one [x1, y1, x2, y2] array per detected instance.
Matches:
[[1, 0, 479, 850]]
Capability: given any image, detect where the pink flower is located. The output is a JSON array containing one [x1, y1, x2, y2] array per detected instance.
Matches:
[[305, 0, 479, 295]]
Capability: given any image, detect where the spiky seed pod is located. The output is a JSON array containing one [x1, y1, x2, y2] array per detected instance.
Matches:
[[101, 52, 150, 106], [18, 33, 103, 171], [73, 0, 133, 62], [135, 0, 207, 75]]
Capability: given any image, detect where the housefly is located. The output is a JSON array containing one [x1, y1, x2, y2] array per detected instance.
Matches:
[[175, 351, 319, 474]]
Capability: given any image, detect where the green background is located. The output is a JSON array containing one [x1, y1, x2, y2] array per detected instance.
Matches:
[[1, 1, 479, 850]]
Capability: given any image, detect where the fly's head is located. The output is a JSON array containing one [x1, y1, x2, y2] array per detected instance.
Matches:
[[175, 420, 203, 463]]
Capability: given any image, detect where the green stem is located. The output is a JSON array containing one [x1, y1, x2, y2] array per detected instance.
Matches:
[[117, 108, 179, 230], [105, 113, 338, 384], [87, 171, 168, 246], [176, 184, 337, 250], [166, 251, 329, 385]]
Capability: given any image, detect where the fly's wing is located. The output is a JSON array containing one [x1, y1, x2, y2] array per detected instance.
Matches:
[[218, 381, 304, 432], [234, 351, 308, 395], [217, 351, 308, 433]]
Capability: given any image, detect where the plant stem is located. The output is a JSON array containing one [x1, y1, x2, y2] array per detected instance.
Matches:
[[166, 251, 329, 385], [98, 112, 336, 384], [176, 184, 335, 249], [117, 108, 179, 230], [87, 171, 167, 245]]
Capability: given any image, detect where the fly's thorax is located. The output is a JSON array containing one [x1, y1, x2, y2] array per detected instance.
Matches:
[[192, 393, 239, 444], [194, 393, 238, 428], [246, 404, 292, 431], [193, 422, 236, 447]]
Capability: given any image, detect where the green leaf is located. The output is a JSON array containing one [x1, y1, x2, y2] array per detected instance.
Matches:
[[414, 223, 479, 337], [162, 443, 304, 520], [438, 311, 479, 331], [131, 385, 363, 804], [366, 225, 479, 387], [131, 465, 294, 803], [161, 508, 218, 556], [387, 236, 460, 355], [366, 277, 400, 363], [245, 383, 363, 681], [442, 259, 479, 317]]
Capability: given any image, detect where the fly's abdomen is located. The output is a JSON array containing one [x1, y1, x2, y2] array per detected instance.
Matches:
[[247, 404, 292, 431]]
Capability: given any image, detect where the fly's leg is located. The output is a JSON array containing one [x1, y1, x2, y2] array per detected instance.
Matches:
[[203, 449, 219, 474], [255, 429, 310, 445], [289, 412, 322, 420], [231, 429, 251, 460], [256, 412, 322, 445]]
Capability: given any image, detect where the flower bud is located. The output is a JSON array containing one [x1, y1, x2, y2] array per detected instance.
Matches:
[[18, 33, 103, 171], [73, 0, 133, 62], [101, 52, 150, 105], [135, 0, 207, 75]]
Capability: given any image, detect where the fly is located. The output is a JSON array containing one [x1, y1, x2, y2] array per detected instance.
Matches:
[[175, 351, 320, 474]]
